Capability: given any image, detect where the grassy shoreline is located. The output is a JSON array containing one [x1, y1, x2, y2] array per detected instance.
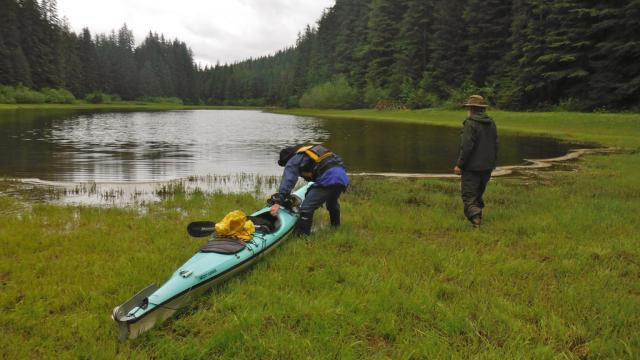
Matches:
[[1, 108, 639, 358]]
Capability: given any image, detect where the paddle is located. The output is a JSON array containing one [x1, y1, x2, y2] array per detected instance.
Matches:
[[187, 221, 215, 237]]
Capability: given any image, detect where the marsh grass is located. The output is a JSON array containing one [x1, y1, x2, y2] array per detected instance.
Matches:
[[1, 152, 639, 359], [5, 174, 284, 207]]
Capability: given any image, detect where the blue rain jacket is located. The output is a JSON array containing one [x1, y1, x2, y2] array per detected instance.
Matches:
[[277, 153, 349, 203]]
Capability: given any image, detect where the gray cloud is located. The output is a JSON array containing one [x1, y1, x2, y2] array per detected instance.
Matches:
[[57, 0, 334, 65]]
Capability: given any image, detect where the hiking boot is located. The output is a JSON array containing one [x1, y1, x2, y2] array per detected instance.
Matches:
[[294, 214, 312, 236]]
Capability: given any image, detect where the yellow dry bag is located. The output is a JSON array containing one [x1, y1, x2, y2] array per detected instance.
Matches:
[[214, 210, 255, 241]]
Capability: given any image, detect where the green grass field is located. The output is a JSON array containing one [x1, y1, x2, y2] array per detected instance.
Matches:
[[1, 109, 639, 359]]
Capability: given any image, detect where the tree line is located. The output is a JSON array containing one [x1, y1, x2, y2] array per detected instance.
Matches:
[[206, 0, 640, 110], [0, 0, 198, 102], [1, 0, 639, 110]]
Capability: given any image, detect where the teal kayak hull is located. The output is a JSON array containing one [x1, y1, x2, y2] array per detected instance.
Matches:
[[112, 184, 311, 340]]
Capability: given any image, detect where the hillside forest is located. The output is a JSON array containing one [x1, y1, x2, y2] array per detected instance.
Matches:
[[0, 0, 638, 110]]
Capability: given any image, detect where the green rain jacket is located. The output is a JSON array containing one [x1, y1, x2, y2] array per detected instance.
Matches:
[[456, 113, 498, 171]]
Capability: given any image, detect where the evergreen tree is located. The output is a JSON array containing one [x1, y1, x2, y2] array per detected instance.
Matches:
[[500, 0, 546, 108], [18, 0, 61, 88], [292, 26, 316, 95], [423, 0, 469, 99], [328, 0, 370, 94], [538, 0, 595, 105], [364, 0, 406, 93], [589, 0, 640, 109], [113, 24, 138, 99], [0, 0, 32, 85], [94, 32, 117, 94], [391, 0, 433, 100], [77, 28, 99, 95], [139, 60, 161, 96], [464, 0, 513, 86], [40, 0, 60, 26], [307, 8, 335, 86], [505, 0, 597, 108], [58, 24, 82, 95]]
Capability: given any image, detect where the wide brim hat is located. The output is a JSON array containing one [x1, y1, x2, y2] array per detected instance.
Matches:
[[463, 95, 489, 108]]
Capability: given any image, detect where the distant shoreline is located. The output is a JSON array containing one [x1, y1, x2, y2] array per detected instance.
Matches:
[[0, 103, 266, 111], [272, 108, 640, 149], [3, 105, 638, 148]]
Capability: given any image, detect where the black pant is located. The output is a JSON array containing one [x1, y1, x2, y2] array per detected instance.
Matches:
[[296, 186, 344, 235], [461, 170, 492, 220]]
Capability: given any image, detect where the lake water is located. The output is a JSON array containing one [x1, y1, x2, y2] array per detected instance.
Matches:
[[0, 109, 576, 184]]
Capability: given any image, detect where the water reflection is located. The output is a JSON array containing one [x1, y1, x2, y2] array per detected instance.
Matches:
[[0, 109, 576, 183], [1, 110, 327, 182], [323, 119, 574, 173]]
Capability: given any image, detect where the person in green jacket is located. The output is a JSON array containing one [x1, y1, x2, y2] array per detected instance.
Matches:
[[453, 95, 498, 226]]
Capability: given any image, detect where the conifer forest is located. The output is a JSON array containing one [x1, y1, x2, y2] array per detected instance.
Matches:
[[1, 0, 638, 110]]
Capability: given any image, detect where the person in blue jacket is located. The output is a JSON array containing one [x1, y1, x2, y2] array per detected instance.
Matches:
[[270, 144, 349, 235]]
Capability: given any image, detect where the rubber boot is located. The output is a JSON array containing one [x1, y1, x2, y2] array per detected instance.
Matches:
[[329, 210, 340, 228], [295, 213, 313, 236]]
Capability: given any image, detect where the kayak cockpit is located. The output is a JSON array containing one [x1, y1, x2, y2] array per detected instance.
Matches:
[[249, 212, 281, 233]]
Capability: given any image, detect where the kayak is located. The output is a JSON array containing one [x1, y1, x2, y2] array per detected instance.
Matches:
[[111, 183, 311, 341]]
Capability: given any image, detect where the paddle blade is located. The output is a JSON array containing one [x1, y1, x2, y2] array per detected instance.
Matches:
[[187, 221, 215, 237]]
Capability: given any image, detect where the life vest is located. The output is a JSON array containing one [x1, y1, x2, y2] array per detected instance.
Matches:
[[296, 144, 341, 181]]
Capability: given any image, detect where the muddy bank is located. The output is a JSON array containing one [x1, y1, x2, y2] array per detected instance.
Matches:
[[349, 147, 620, 178]]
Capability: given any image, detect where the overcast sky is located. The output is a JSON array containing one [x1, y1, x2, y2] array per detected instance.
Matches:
[[57, 0, 335, 67]]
